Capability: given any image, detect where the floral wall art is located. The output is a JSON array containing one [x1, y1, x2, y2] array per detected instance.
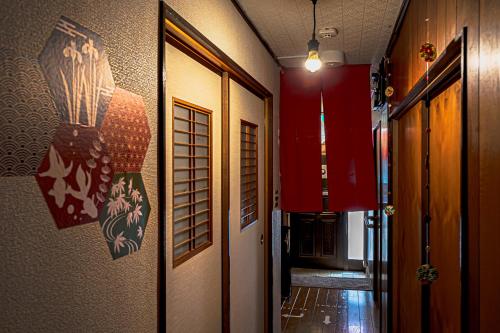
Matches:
[[98, 87, 151, 259], [99, 173, 150, 260], [6, 15, 154, 259]]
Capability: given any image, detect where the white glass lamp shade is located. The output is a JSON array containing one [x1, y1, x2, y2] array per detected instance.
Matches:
[[305, 49, 322, 72]]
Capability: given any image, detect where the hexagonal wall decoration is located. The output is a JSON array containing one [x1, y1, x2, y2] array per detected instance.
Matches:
[[98, 172, 150, 259], [36, 124, 114, 229], [38, 16, 115, 128], [30, 16, 151, 259], [101, 87, 151, 173]]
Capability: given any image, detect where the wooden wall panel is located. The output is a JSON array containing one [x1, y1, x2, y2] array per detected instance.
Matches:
[[446, 0, 458, 45], [390, 15, 412, 105], [393, 103, 422, 333], [456, 0, 480, 329], [414, 0, 428, 89], [429, 80, 462, 333], [390, 0, 460, 106], [436, 0, 447, 53], [388, 0, 488, 331], [479, 0, 500, 330]]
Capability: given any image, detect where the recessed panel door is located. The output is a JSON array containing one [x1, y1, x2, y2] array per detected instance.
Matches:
[[165, 43, 222, 333], [229, 79, 265, 333], [428, 80, 462, 333]]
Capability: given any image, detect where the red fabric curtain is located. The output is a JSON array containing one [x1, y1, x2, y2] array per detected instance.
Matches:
[[280, 69, 323, 212], [322, 65, 377, 212]]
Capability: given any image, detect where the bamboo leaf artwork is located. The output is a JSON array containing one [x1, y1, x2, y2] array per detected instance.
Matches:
[[99, 173, 150, 259]]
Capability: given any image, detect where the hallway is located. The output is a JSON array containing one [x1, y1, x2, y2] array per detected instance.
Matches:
[[3, 0, 500, 332], [281, 287, 377, 333]]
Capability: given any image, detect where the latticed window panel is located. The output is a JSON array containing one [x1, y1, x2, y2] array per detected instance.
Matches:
[[240, 120, 258, 229], [172, 99, 212, 266]]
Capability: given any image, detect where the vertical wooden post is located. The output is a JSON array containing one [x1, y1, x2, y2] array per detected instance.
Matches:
[[158, 2, 167, 332], [221, 72, 230, 333], [264, 96, 273, 333]]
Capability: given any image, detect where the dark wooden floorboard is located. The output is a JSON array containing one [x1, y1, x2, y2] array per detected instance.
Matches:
[[282, 286, 300, 331], [282, 287, 376, 333], [335, 289, 348, 333]]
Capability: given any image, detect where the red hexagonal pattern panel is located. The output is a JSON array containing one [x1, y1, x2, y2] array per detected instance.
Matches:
[[100, 87, 151, 173], [36, 124, 114, 228]]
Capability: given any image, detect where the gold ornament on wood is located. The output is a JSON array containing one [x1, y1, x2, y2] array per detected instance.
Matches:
[[384, 205, 395, 216], [419, 42, 437, 62], [385, 86, 394, 97]]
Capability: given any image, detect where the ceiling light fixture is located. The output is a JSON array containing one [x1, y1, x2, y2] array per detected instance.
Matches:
[[305, 0, 322, 72]]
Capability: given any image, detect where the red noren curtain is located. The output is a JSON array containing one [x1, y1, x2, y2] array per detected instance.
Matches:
[[280, 69, 323, 212], [322, 65, 377, 212]]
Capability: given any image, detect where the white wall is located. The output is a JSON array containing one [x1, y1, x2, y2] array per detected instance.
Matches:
[[165, 44, 222, 333], [348, 211, 365, 260], [166, 1, 281, 331], [167, 0, 281, 195]]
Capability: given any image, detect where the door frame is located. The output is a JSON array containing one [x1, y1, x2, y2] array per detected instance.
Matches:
[[159, 3, 274, 333], [371, 121, 382, 304]]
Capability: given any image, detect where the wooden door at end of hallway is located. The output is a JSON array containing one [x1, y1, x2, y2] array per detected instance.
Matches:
[[289, 212, 347, 270]]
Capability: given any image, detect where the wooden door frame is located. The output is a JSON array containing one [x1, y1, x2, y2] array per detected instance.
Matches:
[[372, 121, 382, 305], [388, 29, 470, 332], [158, 3, 274, 332]]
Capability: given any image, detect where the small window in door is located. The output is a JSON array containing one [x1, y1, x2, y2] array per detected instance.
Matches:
[[240, 120, 258, 229], [172, 98, 212, 267]]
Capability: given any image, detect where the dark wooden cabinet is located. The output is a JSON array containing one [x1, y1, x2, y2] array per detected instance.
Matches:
[[290, 212, 347, 270]]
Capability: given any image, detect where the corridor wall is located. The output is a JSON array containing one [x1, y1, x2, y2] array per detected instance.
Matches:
[[392, 102, 422, 333], [165, 1, 281, 332], [388, 0, 500, 330], [0, 1, 159, 332], [0, 1, 281, 332]]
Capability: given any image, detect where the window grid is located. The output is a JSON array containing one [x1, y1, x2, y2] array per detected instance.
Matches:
[[172, 98, 212, 267], [240, 120, 258, 229]]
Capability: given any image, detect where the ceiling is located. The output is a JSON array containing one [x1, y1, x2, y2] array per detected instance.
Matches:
[[237, 0, 403, 67]]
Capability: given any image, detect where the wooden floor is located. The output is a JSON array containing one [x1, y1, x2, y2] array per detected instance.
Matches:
[[281, 287, 378, 333]]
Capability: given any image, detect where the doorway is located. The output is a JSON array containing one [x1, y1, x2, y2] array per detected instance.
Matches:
[[281, 96, 375, 332], [160, 4, 275, 332], [229, 80, 266, 332]]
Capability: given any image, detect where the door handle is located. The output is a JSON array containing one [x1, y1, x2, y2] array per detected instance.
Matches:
[[260, 233, 264, 245], [365, 215, 378, 228]]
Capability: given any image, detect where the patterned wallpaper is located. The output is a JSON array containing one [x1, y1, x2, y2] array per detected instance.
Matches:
[[0, 1, 158, 332]]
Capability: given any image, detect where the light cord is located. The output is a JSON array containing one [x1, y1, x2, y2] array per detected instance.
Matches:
[[312, 0, 317, 40]]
